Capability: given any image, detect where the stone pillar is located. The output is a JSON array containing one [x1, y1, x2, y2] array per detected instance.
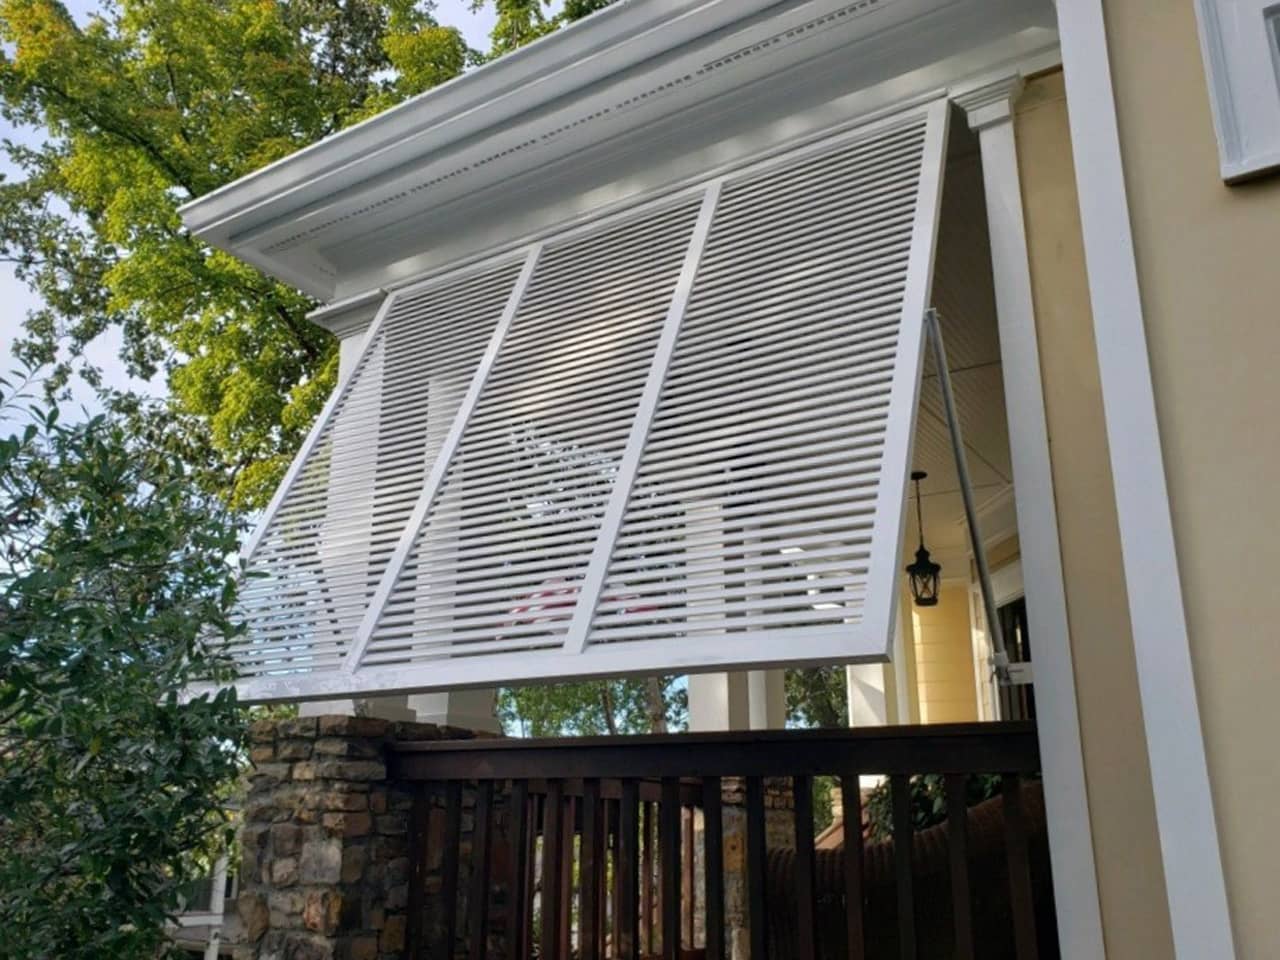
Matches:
[[234, 716, 488, 960]]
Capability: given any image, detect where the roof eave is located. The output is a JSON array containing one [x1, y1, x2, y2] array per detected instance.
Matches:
[[177, 0, 776, 242]]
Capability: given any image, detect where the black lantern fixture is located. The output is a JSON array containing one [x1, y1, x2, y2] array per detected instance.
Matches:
[[905, 470, 942, 607]]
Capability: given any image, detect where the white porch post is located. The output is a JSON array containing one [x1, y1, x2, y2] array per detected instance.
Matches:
[[953, 74, 1106, 959], [202, 851, 229, 960], [747, 669, 786, 729], [689, 668, 785, 731], [845, 664, 888, 727], [1056, 5, 1237, 954], [687, 672, 751, 732]]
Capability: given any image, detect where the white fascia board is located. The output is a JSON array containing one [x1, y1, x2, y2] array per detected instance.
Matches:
[[178, 0, 780, 239]]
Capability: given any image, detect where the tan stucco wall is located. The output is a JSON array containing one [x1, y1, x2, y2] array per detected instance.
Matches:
[[909, 582, 978, 723], [1101, 4, 1280, 954], [1013, 71, 1176, 958]]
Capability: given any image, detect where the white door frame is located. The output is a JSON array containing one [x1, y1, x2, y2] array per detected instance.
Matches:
[[1053, 4, 1236, 955], [953, 74, 1106, 960]]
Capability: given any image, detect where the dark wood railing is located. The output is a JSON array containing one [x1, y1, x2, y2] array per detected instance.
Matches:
[[392, 721, 1055, 960]]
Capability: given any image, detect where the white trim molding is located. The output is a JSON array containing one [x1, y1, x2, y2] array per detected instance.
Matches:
[[1057, 4, 1238, 956], [953, 71, 1107, 960]]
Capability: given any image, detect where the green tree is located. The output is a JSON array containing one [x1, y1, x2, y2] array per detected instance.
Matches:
[[499, 676, 687, 737], [472, 0, 616, 58], [0, 0, 620, 511], [0, 0, 472, 509], [0, 370, 247, 959], [786, 665, 849, 728]]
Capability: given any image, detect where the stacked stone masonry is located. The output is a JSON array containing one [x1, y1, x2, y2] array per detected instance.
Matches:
[[235, 716, 495, 960]]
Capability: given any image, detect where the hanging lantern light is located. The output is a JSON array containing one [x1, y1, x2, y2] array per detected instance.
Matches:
[[905, 470, 942, 607]]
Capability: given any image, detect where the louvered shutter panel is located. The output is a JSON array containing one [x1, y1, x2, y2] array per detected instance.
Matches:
[[588, 114, 931, 649], [232, 260, 525, 677], [359, 197, 705, 667], [227, 99, 948, 700]]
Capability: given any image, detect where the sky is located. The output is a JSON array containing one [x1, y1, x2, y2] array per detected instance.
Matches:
[[0, 0, 501, 419]]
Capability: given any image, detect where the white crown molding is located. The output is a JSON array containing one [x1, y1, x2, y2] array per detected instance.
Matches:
[[953, 73, 1026, 130], [306, 288, 386, 339]]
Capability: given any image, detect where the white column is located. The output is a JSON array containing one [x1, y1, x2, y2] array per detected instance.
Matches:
[[952, 74, 1105, 958], [202, 851, 229, 960], [746, 669, 786, 729], [688, 672, 751, 732], [845, 664, 887, 727]]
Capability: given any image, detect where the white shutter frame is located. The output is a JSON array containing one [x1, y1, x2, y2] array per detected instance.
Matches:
[[340, 246, 543, 673], [856, 96, 952, 658], [224, 98, 952, 703]]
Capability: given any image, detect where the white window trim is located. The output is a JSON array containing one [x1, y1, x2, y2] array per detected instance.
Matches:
[[1057, 2, 1238, 954], [1194, 0, 1280, 181]]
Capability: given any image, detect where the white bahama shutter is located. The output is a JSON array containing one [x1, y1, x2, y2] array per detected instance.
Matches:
[[230, 99, 950, 702]]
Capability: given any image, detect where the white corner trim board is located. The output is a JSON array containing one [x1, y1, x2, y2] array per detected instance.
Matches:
[[953, 70, 1106, 960], [1057, 2, 1238, 956]]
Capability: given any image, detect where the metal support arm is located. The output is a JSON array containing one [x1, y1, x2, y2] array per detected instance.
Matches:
[[923, 309, 1011, 684]]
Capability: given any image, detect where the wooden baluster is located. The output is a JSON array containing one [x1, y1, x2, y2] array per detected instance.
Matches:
[[891, 774, 916, 960], [945, 774, 974, 960], [507, 781, 530, 960], [660, 779, 681, 960], [406, 786, 431, 960], [581, 780, 602, 960], [746, 776, 768, 960], [524, 794, 540, 960], [468, 780, 494, 960], [617, 780, 640, 960], [560, 795, 574, 960], [601, 798, 611, 960], [682, 805, 696, 950], [1003, 774, 1039, 960], [640, 801, 653, 956], [609, 798, 619, 960], [703, 777, 725, 960], [542, 781, 565, 960], [840, 775, 866, 960], [652, 799, 662, 955], [794, 775, 818, 960], [443, 781, 464, 960]]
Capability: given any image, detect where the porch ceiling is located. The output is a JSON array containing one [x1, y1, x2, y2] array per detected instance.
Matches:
[[910, 144, 1012, 572]]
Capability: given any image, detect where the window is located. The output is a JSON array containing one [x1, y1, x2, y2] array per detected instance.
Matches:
[[1194, 0, 1280, 180]]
